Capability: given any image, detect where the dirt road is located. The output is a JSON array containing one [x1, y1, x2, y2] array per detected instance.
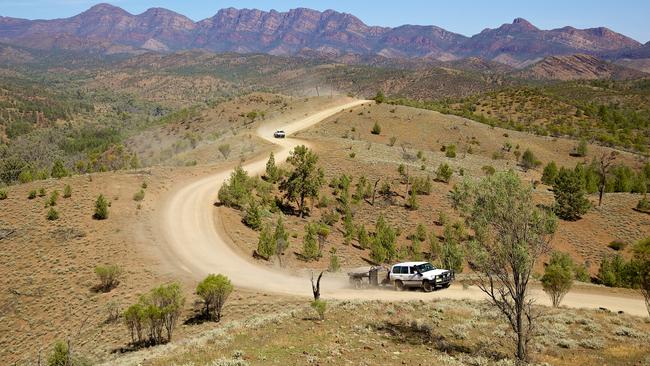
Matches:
[[157, 99, 648, 317]]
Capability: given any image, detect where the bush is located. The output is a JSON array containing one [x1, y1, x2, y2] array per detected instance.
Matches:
[[371, 122, 381, 135], [218, 166, 252, 208], [94, 264, 123, 292], [0, 190, 6, 200], [302, 223, 320, 261], [553, 167, 590, 221], [445, 145, 457, 158], [373, 91, 385, 104], [38, 187, 46, 197], [94, 194, 109, 220], [46, 190, 59, 207], [406, 189, 418, 210], [435, 163, 453, 183], [141, 181, 148, 189], [608, 240, 627, 251], [370, 215, 397, 264], [218, 144, 231, 159], [140, 283, 185, 344], [597, 255, 637, 288], [133, 189, 145, 201], [311, 299, 327, 320], [637, 196, 650, 213], [541, 161, 558, 185], [46, 207, 59, 221], [265, 152, 280, 183], [573, 139, 588, 157], [28, 190, 36, 199], [328, 248, 340, 272], [123, 303, 145, 345], [47, 341, 69, 366], [520, 149, 541, 171], [196, 274, 234, 322], [481, 165, 496, 176], [389, 136, 397, 146], [51, 160, 68, 179], [256, 224, 275, 260], [541, 252, 574, 307], [357, 224, 370, 249], [243, 200, 263, 230], [63, 184, 72, 198], [631, 237, 649, 316], [441, 224, 464, 273]]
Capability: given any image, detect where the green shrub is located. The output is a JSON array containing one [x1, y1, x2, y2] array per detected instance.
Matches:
[[38, 187, 46, 197], [482, 165, 496, 176], [406, 189, 418, 210], [637, 196, 650, 213], [51, 160, 68, 179], [328, 248, 340, 272], [388, 136, 397, 146], [196, 274, 234, 321], [133, 189, 145, 202], [0, 190, 7, 200], [94, 264, 123, 292], [553, 167, 590, 221], [63, 184, 72, 198], [46, 190, 59, 207], [520, 149, 541, 171], [47, 341, 69, 366], [141, 181, 148, 189], [373, 91, 385, 104], [28, 190, 37, 199], [256, 224, 275, 260], [573, 139, 588, 157], [311, 299, 327, 320], [435, 163, 453, 183], [445, 144, 457, 158], [357, 224, 370, 249], [541, 252, 574, 307], [542, 161, 558, 185], [46, 207, 59, 221], [243, 200, 263, 230], [218, 166, 252, 208], [441, 223, 464, 273], [302, 223, 320, 261], [94, 194, 109, 220], [608, 240, 627, 251], [371, 121, 381, 135]]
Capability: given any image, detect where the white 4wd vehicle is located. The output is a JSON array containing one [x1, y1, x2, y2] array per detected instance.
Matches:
[[389, 261, 454, 292]]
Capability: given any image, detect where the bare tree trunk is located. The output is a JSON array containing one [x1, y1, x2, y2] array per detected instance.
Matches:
[[370, 179, 379, 206], [311, 271, 324, 300]]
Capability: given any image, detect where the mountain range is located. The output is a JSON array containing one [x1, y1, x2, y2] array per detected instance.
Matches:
[[0, 3, 648, 69]]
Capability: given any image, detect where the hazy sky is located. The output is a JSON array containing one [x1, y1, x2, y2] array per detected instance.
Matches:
[[1, 0, 649, 43]]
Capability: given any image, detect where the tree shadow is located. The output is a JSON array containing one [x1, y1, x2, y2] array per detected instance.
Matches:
[[184, 311, 214, 325]]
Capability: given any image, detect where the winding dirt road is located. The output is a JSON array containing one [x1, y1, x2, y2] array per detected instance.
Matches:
[[157, 99, 648, 317]]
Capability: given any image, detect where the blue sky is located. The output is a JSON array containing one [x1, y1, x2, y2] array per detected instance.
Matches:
[[1, 0, 649, 43]]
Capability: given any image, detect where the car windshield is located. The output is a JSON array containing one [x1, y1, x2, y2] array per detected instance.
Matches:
[[416, 263, 436, 272]]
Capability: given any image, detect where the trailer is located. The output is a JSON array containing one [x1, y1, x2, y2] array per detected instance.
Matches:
[[347, 266, 390, 288]]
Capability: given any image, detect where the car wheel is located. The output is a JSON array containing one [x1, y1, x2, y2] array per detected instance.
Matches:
[[422, 281, 433, 292], [394, 280, 405, 291]]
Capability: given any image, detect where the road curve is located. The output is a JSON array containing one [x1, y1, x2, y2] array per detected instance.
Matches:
[[157, 99, 649, 317]]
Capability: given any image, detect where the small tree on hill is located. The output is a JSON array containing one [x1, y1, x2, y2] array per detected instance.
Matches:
[[63, 184, 72, 198], [196, 274, 234, 322], [95, 264, 123, 292], [357, 224, 370, 249], [256, 224, 275, 260], [520, 149, 541, 171], [94, 194, 109, 220], [243, 199, 263, 230], [451, 170, 557, 363], [541, 252, 574, 307], [553, 167, 590, 221], [541, 161, 558, 185], [265, 152, 280, 183], [371, 215, 397, 263], [281, 145, 324, 218], [596, 151, 617, 206], [218, 144, 231, 159], [435, 163, 453, 183], [274, 216, 289, 264], [441, 223, 464, 273], [51, 159, 68, 179], [373, 91, 385, 104], [302, 223, 320, 261], [371, 121, 382, 135], [573, 139, 588, 157], [218, 166, 251, 208]]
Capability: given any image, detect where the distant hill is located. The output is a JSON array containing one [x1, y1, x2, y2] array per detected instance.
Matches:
[[0, 4, 646, 68], [516, 54, 647, 80]]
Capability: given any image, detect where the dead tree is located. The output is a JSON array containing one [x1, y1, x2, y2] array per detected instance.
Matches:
[[369, 179, 380, 206], [311, 271, 324, 300], [597, 151, 617, 206]]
